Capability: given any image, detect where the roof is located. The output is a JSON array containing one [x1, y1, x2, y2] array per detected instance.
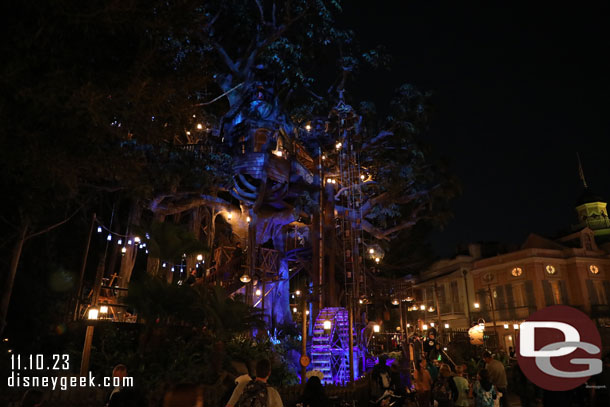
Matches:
[[576, 188, 606, 206]]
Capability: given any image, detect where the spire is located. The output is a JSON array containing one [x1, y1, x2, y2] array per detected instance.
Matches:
[[577, 152, 588, 189]]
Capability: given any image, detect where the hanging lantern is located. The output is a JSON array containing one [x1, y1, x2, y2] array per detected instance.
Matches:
[[240, 273, 251, 283], [323, 320, 332, 330], [391, 298, 399, 305]]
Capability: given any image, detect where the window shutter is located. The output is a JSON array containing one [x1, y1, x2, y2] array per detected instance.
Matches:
[[505, 284, 516, 319], [525, 280, 536, 310], [558, 280, 569, 305], [542, 280, 554, 306], [586, 279, 599, 305], [496, 285, 506, 320], [603, 281, 610, 306]]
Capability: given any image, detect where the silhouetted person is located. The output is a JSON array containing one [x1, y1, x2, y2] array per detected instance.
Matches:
[[299, 376, 330, 407]]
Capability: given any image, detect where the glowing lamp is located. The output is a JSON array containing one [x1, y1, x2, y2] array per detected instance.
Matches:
[[134, 236, 141, 243], [127, 239, 132, 245], [296, 290, 301, 296], [331, 179, 336, 184], [162, 262, 167, 268], [391, 298, 399, 305], [373, 324, 380, 333], [121, 247, 127, 254], [240, 273, 251, 283], [273, 150, 283, 157], [359, 299, 364, 304], [246, 216, 251, 223], [97, 226, 102, 233], [323, 320, 332, 330], [186, 131, 191, 136], [514, 324, 519, 330], [504, 324, 509, 329], [420, 304, 426, 311], [423, 324, 428, 331], [369, 248, 374, 254], [428, 306, 435, 312], [106, 234, 112, 241], [361, 174, 365, 180], [197, 123, 203, 130], [430, 322, 435, 327], [305, 124, 311, 131], [227, 212, 232, 220], [100, 306, 108, 314], [443, 347, 448, 351], [306, 310, 310, 315], [375, 257, 380, 263], [171, 267, 175, 272], [406, 323, 411, 328], [406, 296, 413, 302], [196, 254, 203, 262], [255, 289, 262, 296], [396, 326, 401, 331], [321, 155, 326, 160], [474, 302, 480, 309], [117, 239, 122, 245], [293, 307, 297, 313], [444, 323, 450, 329], [88, 308, 99, 320]]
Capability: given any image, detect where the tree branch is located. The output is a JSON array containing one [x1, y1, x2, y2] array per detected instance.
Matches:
[[25, 206, 82, 241], [150, 194, 233, 216], [362, 130, 393, 150], [213, 42, 239, 75]]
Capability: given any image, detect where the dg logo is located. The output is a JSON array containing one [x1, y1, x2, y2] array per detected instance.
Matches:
[[517, 305, 603, 391]]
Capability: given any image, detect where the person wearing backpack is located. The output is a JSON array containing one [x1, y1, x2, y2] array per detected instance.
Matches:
[[432, 364, 458, 407], [236, 359, 283, 407], [472, 369, 497, 407]]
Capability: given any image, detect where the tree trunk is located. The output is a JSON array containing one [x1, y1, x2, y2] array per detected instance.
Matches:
[[0, 223, 28, 336], [147, 213, 166, 278], [118, 202, 142, 288]]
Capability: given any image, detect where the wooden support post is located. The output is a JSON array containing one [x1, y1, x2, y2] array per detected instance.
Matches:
[[349, 298, 354, 383], [301, 296, 308, 383], [488, 284, 502, 351], [74, 213, 95, 321], [80, 325, 94, 376]]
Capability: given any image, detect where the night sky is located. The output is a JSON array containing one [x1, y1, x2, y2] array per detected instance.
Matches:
[[345, 2, 610, 256]]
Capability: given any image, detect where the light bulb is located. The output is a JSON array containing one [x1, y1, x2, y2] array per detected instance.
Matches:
[[273, 150, 283, 157], [100, 306, 108, 314], [423, 324, 428, 331], [504, 324, 509, 329], [197, 123, 203, 130], [430, 322, 435, 327], [117, 239, 122, 245], [107, 234, 112, 241], [227, 212, 232, 220], [373, 324, 380, 333], [375, 257, 380, 263], [323, 320, 331, 330], [305, 124, 312, 131], [306, 310, 310, 315], [444, 323, 450, 329], [336, 142, 342, 150], [240, 273, 251, 283], [121, 247, 127, 254], [196, 254, 203, 261], [514, 324, 519, 330], [293, 307, 297, 313], [162, 262, 166, 268], [420, 305, 426, 310], [127, 239, 132, 245], [321, 155, 326, 160], [474, 302, 480, 309], [255, 289, 262, 296], [134, 236, 141, 243], [88, 308, 99, 320], [369, 248, 374, 254], [97, 226, 102, 233], [296, 290, 301, 296], [246, 216, 251, 223], [360, 175, 365, 180]]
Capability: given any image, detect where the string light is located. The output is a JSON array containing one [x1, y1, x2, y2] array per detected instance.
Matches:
[[430, 322, 435, 327], [360, 175, 365, 180], [171, 267, 175, 272], [306, 310, 310, 315], [375, 257, 380, 263], [107, 234, 112, 241], [295, 290, 301, 296], [162, 262, 167, 268], [293, 307, 297, 313], [134, 237, 141, 243], [197, 123, 203, 130], [227, 212, 232, 220], [305, 124, 311, 131], [373, 324, 380, 333], [273, 150, 283, 157], [97, 226, 102, 233], [196, 254, 203, 261], [504, 324, 509, 329], [369, 248, 374, 254], [127, 239, 132, 245], [323, 320, 331, 330], [321, 155, 326, 160], [255, 289, 262, 296], [445, 323, 450, 329], [336, 142, 342, 150], [121, 247, 127, 254], [117, 239, 122, 245], [246, 216, 251, 223]]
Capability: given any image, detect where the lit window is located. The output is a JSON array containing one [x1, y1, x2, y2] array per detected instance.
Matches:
[[545, 265, 556, 275], [589, 265, 599, 275], [511, 267, 523, 277]]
